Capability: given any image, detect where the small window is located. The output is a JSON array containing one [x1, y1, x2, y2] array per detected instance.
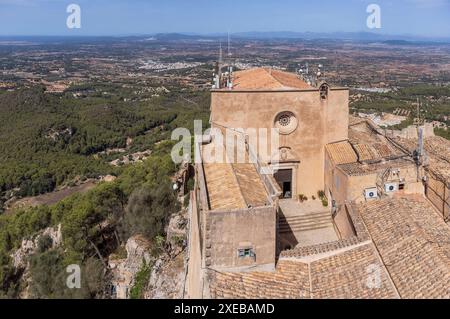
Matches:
[[238, 248, 254, 258], [274, 111, 298, 135], [399, 183, 405, 190]]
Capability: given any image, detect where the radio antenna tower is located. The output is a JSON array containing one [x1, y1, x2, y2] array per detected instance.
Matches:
[[227, 30, 232, 57]]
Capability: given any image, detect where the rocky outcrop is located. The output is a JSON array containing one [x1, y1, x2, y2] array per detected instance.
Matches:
[[109, 209, 188, 299], [144, 210, 188, 299], [10, 224, 63, 299], [108, 235, 154, 299], [144, 253, 185, 299], [11, 224, 62, 269]]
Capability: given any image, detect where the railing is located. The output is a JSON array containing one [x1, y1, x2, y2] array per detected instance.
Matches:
[[205, 121, 282, 203], [195, 141, 210, 211], [245, 137, 282, 203], [425, 174, 450, 220]]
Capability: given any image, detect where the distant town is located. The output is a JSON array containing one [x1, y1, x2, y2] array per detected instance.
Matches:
[[1, 34, 449, 135]]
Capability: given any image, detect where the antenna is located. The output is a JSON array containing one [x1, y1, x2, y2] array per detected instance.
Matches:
[[212, 42, 223, 89], [416, 97, 420, 125], [418, 127, 424, 158], [227, 30, 232, 57]]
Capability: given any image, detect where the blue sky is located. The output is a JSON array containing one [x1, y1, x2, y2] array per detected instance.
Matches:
[[0, 0, 449, 37]]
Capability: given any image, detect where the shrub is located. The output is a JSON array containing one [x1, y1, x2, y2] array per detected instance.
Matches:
[[129, 262, 152, 299], [298, 194, 308, 202]]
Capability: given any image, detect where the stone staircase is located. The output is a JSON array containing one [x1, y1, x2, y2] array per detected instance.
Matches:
[[278, 210, 333, 234]]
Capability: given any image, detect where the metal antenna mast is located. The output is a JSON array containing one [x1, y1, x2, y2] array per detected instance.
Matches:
[[227, 31, 231, 57]]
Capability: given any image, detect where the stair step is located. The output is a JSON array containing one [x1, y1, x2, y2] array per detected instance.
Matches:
[[279, 223, 334, 233], [279, 215, 331, 223], [279, 220, 333, 231], [278, 221, 333, 229], [279, 212, 330, 221], [279, 216, 331, 225]]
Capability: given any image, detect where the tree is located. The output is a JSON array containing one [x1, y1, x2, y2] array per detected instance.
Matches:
[[121, 184, 178, 241]]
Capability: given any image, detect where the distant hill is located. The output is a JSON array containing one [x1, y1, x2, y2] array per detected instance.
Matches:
[[2, 32, 449, 44], [149, 31, 450, 44], [231, 31, 450, 43]]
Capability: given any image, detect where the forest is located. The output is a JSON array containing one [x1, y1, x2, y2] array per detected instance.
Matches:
[[0, 86, 209, 205], [0, 84, 209, 298]]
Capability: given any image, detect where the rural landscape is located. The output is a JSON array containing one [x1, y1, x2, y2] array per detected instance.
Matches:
[[0, 0, 449, 305]]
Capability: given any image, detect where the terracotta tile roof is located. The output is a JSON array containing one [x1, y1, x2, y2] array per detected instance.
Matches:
[[209, 244, 397, 299], [232, 163, 269, 208], [231, 68, 312, 91], [203, 162, 247, 211], [325, 141, 358, 165], [355, 197, 450, 298], [209, 260, 310, 299], [310, 244, 398, 299], [208, 196, 450, 299], [352, 143, 376, 161], [349, 121, 405, 161], [337, 158, 415, 176], [201, 140, 269, 211]]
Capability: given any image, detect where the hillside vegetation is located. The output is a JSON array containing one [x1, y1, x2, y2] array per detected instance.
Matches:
[[0, 85, 209, 298], [351, 84, 450, 122], [0, 86, 209, 204]]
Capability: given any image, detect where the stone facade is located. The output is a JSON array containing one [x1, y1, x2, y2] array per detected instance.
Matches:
[[210, 86, 349, 198], [204, 206, 277, 271]]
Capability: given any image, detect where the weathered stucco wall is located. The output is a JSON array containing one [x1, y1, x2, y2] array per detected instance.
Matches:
[[326, 161, 422, 206], [204, 206, 276, 271], [210, 88, 349, 198], [326, 165, 350, 205], [426, 174, 449, 219]]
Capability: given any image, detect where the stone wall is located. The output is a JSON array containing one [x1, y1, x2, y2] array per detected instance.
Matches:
[[186, 191, 203, 298], [204, 205, 276, 270], [328, 163, 422, 206]]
